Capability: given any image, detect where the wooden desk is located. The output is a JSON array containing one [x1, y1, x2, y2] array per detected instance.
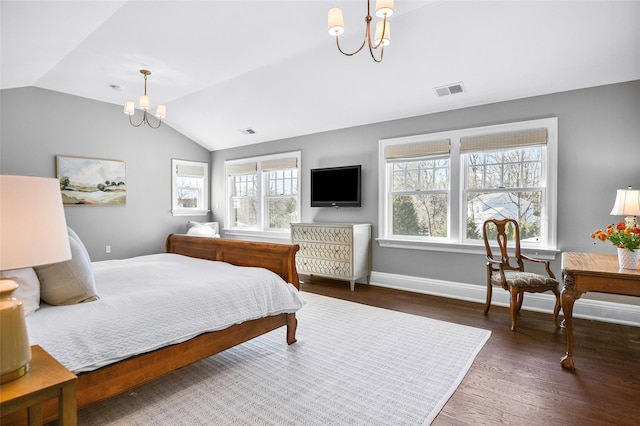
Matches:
[[0, 345, 77, 425], [560, 252, 640, 370]]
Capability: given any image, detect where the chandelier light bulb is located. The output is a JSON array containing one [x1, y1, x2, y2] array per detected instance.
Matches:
[[139, 95, 150, 111], [328, 8, 345, 35], [124, 101, 135, 116], [155, 104, 167, 119], [374, 21, 390, 46], [375, 0, 394, 18]]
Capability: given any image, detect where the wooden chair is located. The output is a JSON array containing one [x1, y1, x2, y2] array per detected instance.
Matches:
[[482, 218, 561, 331]]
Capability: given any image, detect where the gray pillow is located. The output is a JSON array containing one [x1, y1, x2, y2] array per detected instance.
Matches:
[[36, 228, 98, 305]]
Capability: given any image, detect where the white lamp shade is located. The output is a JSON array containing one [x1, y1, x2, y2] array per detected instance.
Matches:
[[0, 175, 71, 270], [124, 101, 135, 115], [328, 8, 345, 35], [155, 104, 167, 119], [139, 95, 150, 110], [375, 0, 394, 18], [610, 188, 640, 216], [374, 21, 391, 46]]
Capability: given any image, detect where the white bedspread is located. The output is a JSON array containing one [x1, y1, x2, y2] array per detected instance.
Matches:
[[26, 253, 304, 373]]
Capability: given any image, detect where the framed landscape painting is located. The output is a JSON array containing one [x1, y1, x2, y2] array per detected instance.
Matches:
[[56, 156, 126, 205]]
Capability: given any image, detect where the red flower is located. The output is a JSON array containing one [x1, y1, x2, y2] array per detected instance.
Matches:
[[616, 221, 626, 231]]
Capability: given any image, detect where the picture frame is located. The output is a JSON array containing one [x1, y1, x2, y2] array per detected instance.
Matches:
[[56, 155, 126, 206]]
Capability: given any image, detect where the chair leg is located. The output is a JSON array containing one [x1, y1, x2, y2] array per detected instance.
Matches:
[[516, 291, 524, 312], [510, 289, 519, 331], [484, 283, 493, 315], [551, 287, 561, 327]]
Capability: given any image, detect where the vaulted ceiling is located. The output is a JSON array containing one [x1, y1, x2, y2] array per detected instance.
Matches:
[[2, 1, 639, 151]]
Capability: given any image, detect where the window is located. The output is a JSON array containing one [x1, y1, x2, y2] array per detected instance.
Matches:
[[171, 159, 209, 216], [379, 118, 558, 254], [386, 139, 450, 239], [225, 151, 300, 233], [462, 128, 547, 244]]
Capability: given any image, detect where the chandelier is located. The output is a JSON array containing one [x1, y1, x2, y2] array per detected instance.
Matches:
[[327, 0, 394, 63], [123, 69, 166, 129]]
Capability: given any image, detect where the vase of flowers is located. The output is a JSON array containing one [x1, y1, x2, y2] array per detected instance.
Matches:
[[591, 221, 640, 270]]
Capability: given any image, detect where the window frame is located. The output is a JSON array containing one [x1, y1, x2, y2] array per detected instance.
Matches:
[[224, 151, 301, 239], [171, 158, 209, 217], [378, 117, 558, 258]]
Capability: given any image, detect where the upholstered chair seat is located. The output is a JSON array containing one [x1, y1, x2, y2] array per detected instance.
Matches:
[[491, 271, 559, 288]]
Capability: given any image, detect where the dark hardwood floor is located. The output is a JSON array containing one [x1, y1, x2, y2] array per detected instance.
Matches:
[[299, 274, 640, 426]]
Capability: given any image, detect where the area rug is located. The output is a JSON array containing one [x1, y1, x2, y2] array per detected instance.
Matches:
[[77, 292, 491, 425]]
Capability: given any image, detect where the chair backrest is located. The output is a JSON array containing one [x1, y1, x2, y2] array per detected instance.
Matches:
[[483, 218, 523, 272]]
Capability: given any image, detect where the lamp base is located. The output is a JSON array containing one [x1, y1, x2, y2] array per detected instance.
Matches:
[[0, 363, 29, 384], [0, 279, 32, 383]]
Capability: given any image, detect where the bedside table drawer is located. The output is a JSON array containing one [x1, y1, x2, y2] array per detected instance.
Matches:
[[296, 257, 352, 278], [298, 242, 351, 261], [292, 226, 353, 244]]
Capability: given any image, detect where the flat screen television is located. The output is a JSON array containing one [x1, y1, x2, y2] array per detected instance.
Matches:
[[310, 165, 361, 207]]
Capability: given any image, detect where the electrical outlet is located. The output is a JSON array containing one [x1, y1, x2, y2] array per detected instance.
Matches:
[[105, 245, 111, 253]]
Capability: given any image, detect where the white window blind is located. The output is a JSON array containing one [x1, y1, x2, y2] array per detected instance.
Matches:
[[261, 157, 298, 171], [384, 139, 450, 160], [460, 128, 547, 152], [226, 162, 257, 175], [176, 163, 205, 177]]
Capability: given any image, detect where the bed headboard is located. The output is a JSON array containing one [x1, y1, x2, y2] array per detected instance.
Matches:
[[165, 234, 300, 288]]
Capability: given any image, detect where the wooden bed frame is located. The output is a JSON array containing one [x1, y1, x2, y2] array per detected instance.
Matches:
[[3, 235, 300, 424]]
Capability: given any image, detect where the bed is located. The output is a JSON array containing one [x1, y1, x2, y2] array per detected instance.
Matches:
[[2, 234, 302, 424]]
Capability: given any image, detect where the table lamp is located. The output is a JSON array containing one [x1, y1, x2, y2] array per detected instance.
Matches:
[[0, 175, 71, 383], [610, 186, 640, 228]]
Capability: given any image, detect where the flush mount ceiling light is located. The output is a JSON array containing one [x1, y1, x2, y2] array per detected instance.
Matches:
[[328, 0, 393, 63], [123, 69, 166, 129]]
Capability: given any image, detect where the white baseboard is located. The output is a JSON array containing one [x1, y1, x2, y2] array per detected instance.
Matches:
[[368, 271, 640, 327]]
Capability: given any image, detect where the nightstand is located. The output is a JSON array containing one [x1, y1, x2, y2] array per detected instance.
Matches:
[[0, 345, 77, 425]]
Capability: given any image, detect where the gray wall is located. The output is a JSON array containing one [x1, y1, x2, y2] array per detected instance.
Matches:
[[212, 80, 640, 303], [1, 87, 211, 261], [2, 82, 638, 304]]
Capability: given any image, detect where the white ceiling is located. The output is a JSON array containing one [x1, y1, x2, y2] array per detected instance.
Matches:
[[2, 1, 639, 151]]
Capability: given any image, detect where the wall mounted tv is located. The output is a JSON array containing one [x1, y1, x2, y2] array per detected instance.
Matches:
[[310, 165, 361, 207]]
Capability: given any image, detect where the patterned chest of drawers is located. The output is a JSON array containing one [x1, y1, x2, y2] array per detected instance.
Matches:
[[291, 223, 371, 291]]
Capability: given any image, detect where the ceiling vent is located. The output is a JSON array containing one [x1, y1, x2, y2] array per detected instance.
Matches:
[[434, 82, 465, 97], [239, 127, 256, 136]]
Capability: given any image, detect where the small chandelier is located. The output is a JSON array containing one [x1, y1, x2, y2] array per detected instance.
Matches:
[[327, 0, 394, 63], [123, 69, 166, 129]]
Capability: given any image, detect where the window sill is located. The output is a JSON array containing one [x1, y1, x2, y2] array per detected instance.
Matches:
[[222, 228, 291, 243], [171, 209, 209, 217], [375, 238, 560, 260]]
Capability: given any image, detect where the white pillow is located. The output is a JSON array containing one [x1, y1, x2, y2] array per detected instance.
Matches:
[[186, 221, 220, 238], [35, 228, 98, 305], [0, 268, 40, 316], [67, 226, 91, 261]]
